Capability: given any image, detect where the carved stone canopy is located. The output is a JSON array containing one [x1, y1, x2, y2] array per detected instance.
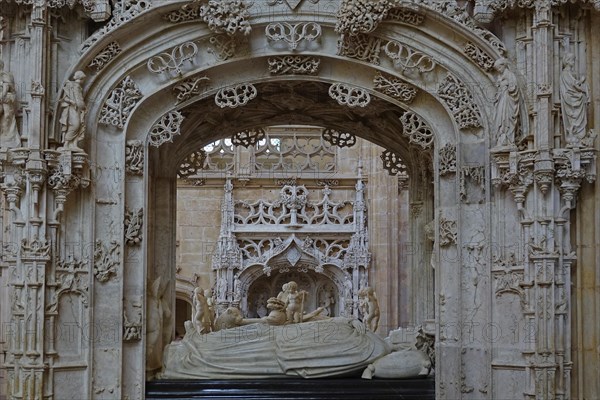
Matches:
[[167, 80, 423, 174]]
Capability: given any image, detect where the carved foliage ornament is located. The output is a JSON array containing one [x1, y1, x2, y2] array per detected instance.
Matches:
[[336, 0, 395, 35], [322, 128, 357, 148], [147, 41, 198, 75], [125, 140, 144, 175], [215, 83, 257, 108], [373, 72, 418, 103], [464, 42, 494, 71], [438, 217, 457, 247], [148, 110, 184, 147], [93, 240, 120, 283], [178, 150, 207, 178], [399, 111, 434, 149], [88, 41, 122, 71], [328, 83, 370, 107], [265, 22, 322, 51], [231, 128, 266, 148], [268, 56, 320, 75], [124, 208, 143, 245], [438, 143, 457, 176], [380, 150, 407, 176], [337, 34, 383, 65], [199, 0, 252, 36], [99, 76, 143, 129], [437, 73, 482, 130]]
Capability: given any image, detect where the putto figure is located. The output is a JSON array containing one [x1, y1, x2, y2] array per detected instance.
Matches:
[[59, 70, 87, 150], [0, 60, 21, 148], [493, 58, 520, 147]]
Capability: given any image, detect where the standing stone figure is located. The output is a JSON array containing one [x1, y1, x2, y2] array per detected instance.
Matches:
[[146, 277, 172, 376], [560, 53, 590, 146], [192, 287, 212, 334], [0, 60, 21, 148], [493, 58, 520, 147], [358, 287, 380, 332], [59, 71, 87, 150]]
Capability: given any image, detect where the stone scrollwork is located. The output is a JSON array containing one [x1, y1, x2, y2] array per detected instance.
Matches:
[[147, 41, 198, 75], [88, 41, 122, 72], [148, 110, 185, 147], [268, 56, 320, 75], [199, 0, 252, 36], [267, 0, 320, 10], [438, 143, 457, 176], [335, 0, 395, 35], [93, 240, 120, 283], [173, 75, 210, 102], [215, 83, 257, 108], [207, 35, 240, 61], [265, 22, 322, 51], [383, 40, 436, 73], [386, 8, 425, 25], [322, 128, 357, 148], [337, 34, 384, 65], [99, 76, 143, 129], [380, 149, 407, 176], [437, 73, 483, 130], [125, 140, 144, 175], [164, 2, 201, 23], [328, 83, 371, 107], [124, 207, 143, 245], [373, 72, 418, 103], [399, 111, 434, 150], [231, 128, 266, 148]]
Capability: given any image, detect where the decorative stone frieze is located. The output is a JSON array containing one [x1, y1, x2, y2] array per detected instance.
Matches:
[[265, 22, 321, 51], [437, 73, 483, 130], [88, 41, 122, 71], [147, 41, 198, 75], [215, 83, 257, 108], [148, 110, 184, 147], [328, 83, 371, 107], [125, 140, 144, 175], [373, 72, 418, 103], [99, 76, 143, 129], [173, 75, 210, 102], [322, 128, 357, 148], [199, 0, 252, 36], [124, 207, 143, 245], [438, 143, 457, 176], [268, 56, 320, 75], [399, 111, 434, 149], [267, 0, 320, 10], [335, 0, 395, 35], [164, 2, 201, 23], [231, 128, 265, 148], [386, 8, 425, 25]]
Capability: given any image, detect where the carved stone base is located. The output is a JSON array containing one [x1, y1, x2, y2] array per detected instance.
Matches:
[[146, 378, 435, 399]]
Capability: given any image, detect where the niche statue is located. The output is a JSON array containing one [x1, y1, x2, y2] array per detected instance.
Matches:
[[0, 60, 21, 148], [59, 71, 87, 150]]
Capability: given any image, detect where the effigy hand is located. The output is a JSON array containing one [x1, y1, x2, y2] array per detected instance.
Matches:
[[350, 318, 367, 335]]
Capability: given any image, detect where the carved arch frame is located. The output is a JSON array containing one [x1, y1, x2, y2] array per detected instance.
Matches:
[[55, 2, 503, 398]]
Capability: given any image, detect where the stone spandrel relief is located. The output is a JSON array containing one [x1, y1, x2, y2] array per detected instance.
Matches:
[[0, 60, 21, 149], [58, 71, 87, 151]]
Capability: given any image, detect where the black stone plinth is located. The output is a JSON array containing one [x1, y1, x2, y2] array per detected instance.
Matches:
[[146, 378, 435, 400]]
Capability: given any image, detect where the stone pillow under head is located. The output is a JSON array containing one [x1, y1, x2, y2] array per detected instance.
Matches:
[[362, 349, 431, 379]]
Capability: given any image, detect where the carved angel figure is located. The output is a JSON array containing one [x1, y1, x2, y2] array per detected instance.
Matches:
[[0, 60, 21, 148], [192, 287, 212, 334], [560, 53, 590, 146], [59, 71, 87, 150], [493, 58, 520, 147], [358, 286, 380, 332]]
